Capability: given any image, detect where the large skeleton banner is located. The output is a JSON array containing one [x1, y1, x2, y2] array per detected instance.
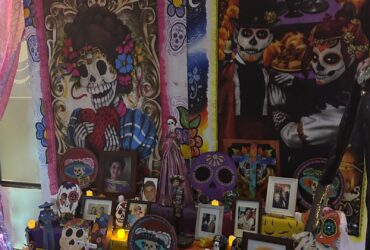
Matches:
[[42, 0, 161, 180]]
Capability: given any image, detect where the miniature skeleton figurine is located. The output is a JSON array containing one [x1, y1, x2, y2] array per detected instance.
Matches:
[[38, 202, 58, 250], [171, 175, 185, 234]]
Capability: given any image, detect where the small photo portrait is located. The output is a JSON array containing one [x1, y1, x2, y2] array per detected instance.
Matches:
[[233, 199, 261, 237], [82, 197, 113, 221], [265, 177, 298, 217], [141, 177, 158, 202], [99, 151, 137, 195], [200, 213, 217, 233], [195, 204, 224, 239], [124, 200, 151, 228], [237, 208, 256, 230], [272, 183, 291, 210]]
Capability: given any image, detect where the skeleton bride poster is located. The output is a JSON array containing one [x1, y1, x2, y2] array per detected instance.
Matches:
[[41, 0, 161, 179]]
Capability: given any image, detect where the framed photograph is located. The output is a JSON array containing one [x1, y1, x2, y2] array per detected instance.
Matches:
[[124, 200, 151, 228], [233, 199, 262, 237], [243, 232, 294, 250], [141, 177, 158, 202], [81, 196, 113, 221], [194, 204, 224, 239], [223, 139, 279, 200], [265, 176, 298, 217], [99, 151, 137, 195]]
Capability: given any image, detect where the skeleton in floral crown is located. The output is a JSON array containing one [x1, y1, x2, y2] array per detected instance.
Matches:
[[63, 5, 157, 161]]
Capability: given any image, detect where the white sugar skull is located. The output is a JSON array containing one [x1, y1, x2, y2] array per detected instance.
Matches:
[[59, 219, 90, 250], [166, 116, 177, 133], [78, 48, 117, 110], [56, 182, 82, 216], [190, 152, 237, 200], [234, 28, 273, 63], [170, 22, 186, 52], [115, 200, 127, 228], [312, 41, 346, 85]]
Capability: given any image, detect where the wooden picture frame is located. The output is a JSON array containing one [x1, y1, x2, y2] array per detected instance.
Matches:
[[265, 176, 298, 217], [243, 232, 294, 250], [194, 204, 224, 239], [99, 151, 137, 196], [223, 139, 280, 200], [233, 199, 262, 238], [124, 199, 151, 228], [81, 196, 113, 221]]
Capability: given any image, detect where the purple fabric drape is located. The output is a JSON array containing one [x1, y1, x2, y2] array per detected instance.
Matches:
[[0, 0, 24, 119]]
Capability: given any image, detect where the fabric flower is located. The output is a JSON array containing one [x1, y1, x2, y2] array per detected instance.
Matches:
[[115, 53, 134, 74], [189, 128, 203, 158], [116, 35, 134, 54], [167, 0, 186, 18], [36, 117, 47, 147]]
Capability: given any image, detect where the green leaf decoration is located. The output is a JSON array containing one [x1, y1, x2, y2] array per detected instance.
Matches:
[[189, 115, 201, 128], [177, 106, 189, 128]]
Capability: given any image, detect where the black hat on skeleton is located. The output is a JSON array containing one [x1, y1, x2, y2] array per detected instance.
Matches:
[[232, 0, 279, 28]]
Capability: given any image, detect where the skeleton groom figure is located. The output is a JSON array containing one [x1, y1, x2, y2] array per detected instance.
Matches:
[[218, 0, 278, 146]]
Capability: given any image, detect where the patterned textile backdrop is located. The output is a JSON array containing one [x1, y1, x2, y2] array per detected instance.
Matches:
[[39, 0, 161, 185]]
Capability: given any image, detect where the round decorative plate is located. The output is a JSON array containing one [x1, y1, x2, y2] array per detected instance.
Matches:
[[293, 157, 344, 209], [59, 148, 98, 189], [128, 215, 177, 250]]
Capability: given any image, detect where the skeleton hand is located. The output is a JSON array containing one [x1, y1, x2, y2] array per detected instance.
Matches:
[[104, 125, 120, 151], [73, 122, 94, 147], [356, 57, 370, 84], [269, 84, 286, 106], [274, 73, 294, 86]]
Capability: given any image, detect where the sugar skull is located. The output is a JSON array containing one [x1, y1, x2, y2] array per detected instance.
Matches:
[[59, 218, 90, 250], [77, 48, 118, 110], [56, 182, 82, 217], [115, 196, 127, 228], [234, 28, 273, 63], [190, 152, 237, 200], [169, 22, 186, 52]]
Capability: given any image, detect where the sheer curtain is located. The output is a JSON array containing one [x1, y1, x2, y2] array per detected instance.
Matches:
[[0, 0, 24, 119], [0, 1, 24, 249]]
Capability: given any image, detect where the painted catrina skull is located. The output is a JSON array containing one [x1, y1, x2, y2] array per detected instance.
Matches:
[[56, 182, 82, 217], [78, 48, 117, 110], [59, 218, 90, 250], [115, 196, 127, 228], [235, 28, 273, 63], [312, 41, 345, 85], [190, 152, 236, 200]]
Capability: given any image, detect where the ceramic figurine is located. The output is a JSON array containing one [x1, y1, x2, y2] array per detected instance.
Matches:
[[115, 195, 127, 228], [38, 202, 58, 250]]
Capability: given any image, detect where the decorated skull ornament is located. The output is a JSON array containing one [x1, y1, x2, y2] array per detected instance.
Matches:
[[115, 199, 127, 228], [190, 152, 236, 200], [170, 22, 186, 52], [56, 182, 82, 217], [59, 218, 90, 250]]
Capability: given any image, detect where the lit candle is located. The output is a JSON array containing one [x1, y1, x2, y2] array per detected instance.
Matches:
[[228, 235, 236, 248], [86, 190, 93, 196], [117, 229, 126, 240], [211, 200, 219, 206], [27, 219, 36, 229]]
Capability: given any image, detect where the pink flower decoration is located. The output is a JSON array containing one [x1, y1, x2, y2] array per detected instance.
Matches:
[[64, 38, 72, 47], [118, 74, 132, 86], [71, 69, 80, 77], [122, 35, 134, 54]]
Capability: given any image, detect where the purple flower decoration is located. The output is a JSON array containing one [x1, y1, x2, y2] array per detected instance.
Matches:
[[115, 53, 134, 74], [167, 0, 186, 18], [36, 117, 47, 147]]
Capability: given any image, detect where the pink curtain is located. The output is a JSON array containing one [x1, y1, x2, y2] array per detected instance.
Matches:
[[0, 0, 24, 119]]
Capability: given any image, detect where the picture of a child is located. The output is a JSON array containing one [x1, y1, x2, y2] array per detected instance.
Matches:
[[105, 158, 130, 193]]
